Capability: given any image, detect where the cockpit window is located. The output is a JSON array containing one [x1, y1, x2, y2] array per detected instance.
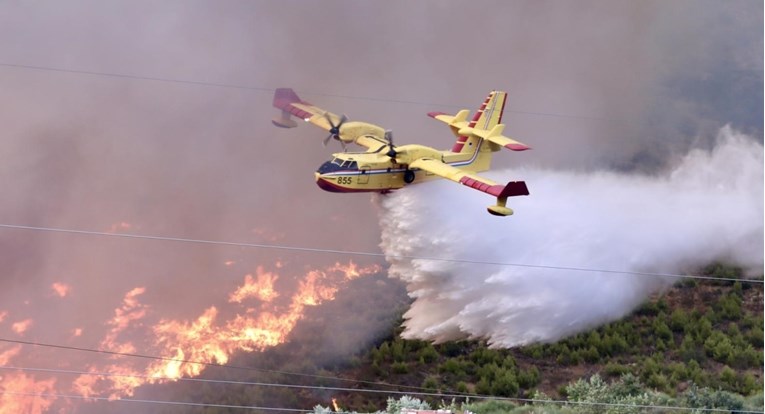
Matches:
[[339, 160, 358, 169], [331, 157, 343, 166]]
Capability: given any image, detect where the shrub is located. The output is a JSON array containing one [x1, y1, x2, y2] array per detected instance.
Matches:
[[682, 383, 745, 411]]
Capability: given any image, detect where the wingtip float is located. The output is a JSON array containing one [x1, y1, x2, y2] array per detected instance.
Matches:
[[272, 87, 530, 217]]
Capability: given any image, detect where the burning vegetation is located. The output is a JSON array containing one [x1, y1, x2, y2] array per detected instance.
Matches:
[[0, 259, 382, 413]]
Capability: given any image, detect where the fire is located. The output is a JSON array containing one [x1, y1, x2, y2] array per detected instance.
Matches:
[[0, 371, 57, 414], [14, 260, 381, 407], [11, 319, 33, 335], [228, 267, 279, 303], [51, 282, 70, 298], [332, 398, 341, 412], [0, 346, 21, 365], [101, 287, 148, 352], [0, 311, 7, 323], [142, 260, 380, 384]]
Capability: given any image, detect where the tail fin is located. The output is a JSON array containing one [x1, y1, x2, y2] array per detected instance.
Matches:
[[428, 91, 507, 153]]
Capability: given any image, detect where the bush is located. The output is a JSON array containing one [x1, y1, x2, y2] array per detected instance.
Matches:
[[491, 370, 520, 397], [421, 375, 439, 391], [418, 345, 439, 364], [682, 383, 745, 411], [604, 363, 630, 377], [463, 399, 518, 414], [385, 396, 430, 414], [391, 361, 409, 374]]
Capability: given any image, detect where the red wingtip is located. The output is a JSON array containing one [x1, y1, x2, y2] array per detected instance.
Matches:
[[427, 111, 448, 118], [273, 88, 303, 109]]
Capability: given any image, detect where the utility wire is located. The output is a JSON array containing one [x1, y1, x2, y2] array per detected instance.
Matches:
[[0, 365, 460, 397], [0, 62, 609, 121], [0, 338, 440, 394], [0, 223, 761, 284], [1, 366, 761, 414], [0, 390, 310, 413]]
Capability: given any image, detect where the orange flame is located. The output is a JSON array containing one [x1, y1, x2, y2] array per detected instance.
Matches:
[[0, 371, 56, 414], [332, 398, 341, 412], [51, 282, 70, 298], [229, 267, 279, 303], [66, 260, 381, 402], [11, 319, 33, 336], [0, 346, 21, 365]]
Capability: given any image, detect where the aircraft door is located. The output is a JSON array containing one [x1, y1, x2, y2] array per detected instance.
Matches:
[[358, 167, 370, 184]]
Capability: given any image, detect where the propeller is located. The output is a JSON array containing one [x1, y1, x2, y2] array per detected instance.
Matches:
[[323, 113, 348, 147], [384, 130, 398, 162]]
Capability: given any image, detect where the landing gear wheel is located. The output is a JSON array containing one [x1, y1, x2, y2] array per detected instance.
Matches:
[[404, 169, 415, 184]]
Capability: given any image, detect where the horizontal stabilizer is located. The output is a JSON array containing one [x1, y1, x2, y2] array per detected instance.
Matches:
[[458, 124, 531, 151], [428, 109, 470, 127]]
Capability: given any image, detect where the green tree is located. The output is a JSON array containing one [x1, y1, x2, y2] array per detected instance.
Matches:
[[491, 369, 519, 397]]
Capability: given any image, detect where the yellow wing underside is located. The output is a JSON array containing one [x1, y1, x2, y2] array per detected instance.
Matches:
[[409, 158, 497, 186]]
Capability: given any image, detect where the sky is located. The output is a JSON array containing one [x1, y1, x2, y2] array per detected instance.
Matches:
[[0, 1, 762, 412]]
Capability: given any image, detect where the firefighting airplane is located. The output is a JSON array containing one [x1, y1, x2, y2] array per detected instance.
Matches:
[[272, 88, 530, 216]]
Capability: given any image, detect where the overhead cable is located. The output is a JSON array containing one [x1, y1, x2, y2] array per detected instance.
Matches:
[[0, 223, 760, 284], [0, 338, 438, 394], [1, 366, 761, 414], [0, 62, 608, 121], [0, 390, 310, 412]]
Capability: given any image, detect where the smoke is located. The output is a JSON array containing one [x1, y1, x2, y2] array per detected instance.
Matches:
[[0, 0, 761, 411], [378, 126, 763, 347]]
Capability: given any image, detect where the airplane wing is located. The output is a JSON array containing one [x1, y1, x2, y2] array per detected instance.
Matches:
[[409, 158, 529, 216], [272, 88, 343, 131], [272, 88, 390, 150]]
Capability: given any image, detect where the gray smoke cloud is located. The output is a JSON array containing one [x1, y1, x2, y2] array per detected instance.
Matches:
[[378, 127, 763, 346]]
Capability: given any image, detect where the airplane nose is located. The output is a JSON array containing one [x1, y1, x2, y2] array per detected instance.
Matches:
[[315, 174, 343, 193]]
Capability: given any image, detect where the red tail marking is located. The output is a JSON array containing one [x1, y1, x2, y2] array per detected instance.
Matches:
[[273, 88, 312, 119]]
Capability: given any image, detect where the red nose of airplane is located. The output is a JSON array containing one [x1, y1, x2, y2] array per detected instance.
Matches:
[[315, 174, 345, 193]]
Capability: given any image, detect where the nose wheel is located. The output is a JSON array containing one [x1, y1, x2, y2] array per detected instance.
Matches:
[[403, 169, 415, 184]]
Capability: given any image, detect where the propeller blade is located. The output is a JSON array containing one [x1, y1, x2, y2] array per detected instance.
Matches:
[[385, 129, 394, 146], [323, 134, 332, 146], [323, 112, 337, 130]]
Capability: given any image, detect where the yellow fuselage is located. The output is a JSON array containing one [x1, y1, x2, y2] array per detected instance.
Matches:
[[315, 143, 491, 193]]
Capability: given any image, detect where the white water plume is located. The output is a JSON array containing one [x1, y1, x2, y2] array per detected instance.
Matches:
[[378, 126, 763, 347]]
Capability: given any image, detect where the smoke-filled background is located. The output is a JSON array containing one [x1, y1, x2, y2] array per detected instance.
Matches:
[[0, 0, 762, 412]]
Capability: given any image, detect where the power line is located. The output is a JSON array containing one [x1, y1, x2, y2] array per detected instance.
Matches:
[[0, 62, 609, 121], [0, 390, 310, 412], [0, 223, 761, 284], [0, 338, 438, 394], [0, 365, 472, 399], [1, 366, 761, 414]]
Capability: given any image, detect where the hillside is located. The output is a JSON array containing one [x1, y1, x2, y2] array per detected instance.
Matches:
[[328, 266, 764, 411], [99, 265, 763, 413]]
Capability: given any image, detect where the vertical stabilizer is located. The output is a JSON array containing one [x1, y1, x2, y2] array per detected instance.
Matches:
[[451, 91, 507, 153]]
